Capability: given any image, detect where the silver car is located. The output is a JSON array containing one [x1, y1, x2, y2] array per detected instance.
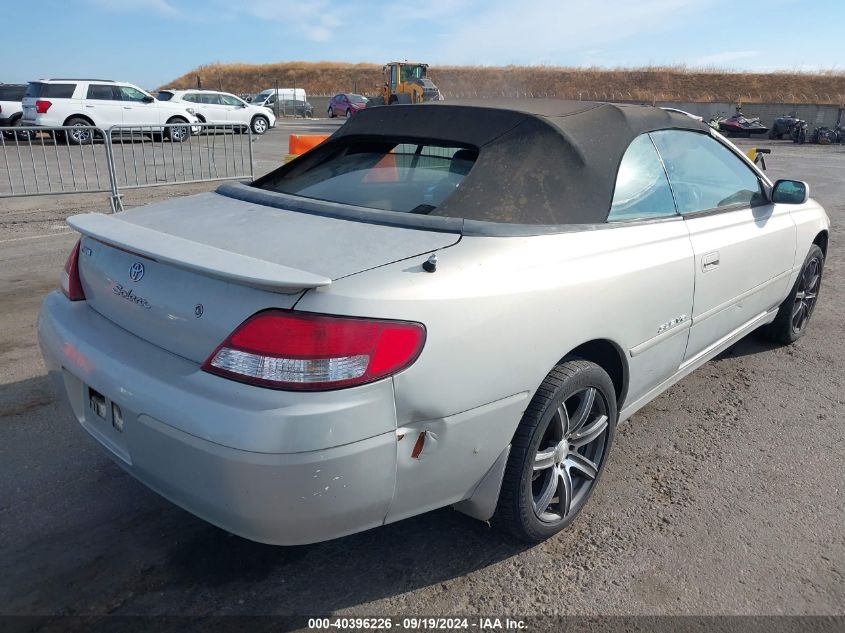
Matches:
[[38, 100, 830, 545]]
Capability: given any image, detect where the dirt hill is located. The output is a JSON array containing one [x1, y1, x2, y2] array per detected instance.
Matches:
[[161, 61, 845, 105]]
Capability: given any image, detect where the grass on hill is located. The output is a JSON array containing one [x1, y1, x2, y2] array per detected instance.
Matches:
[[161, 61, 845, 105]]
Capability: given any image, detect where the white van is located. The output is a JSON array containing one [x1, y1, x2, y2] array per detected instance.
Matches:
[[253, 88, 306, 108]]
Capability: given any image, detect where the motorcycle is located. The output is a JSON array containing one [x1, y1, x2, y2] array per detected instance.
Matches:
[[791, 120, 809, 144], [718, 110, 769, 137], [769, 112, 803, 139], [810, 126, 838, 145]]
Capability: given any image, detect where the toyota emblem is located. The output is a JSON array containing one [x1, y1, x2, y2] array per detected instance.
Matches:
[[129, 262, 145, 282]]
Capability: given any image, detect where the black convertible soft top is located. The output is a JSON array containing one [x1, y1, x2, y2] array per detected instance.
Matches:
[[250, 99, 708, 229], [334, 99, 706, 225]]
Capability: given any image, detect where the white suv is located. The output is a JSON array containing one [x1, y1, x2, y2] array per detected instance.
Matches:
[[21, 79, 200, 144], [158, 89, 276, 135]]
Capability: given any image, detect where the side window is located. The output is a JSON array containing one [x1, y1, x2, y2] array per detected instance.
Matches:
[[43, 83, 76, 98], [119, 86, 148, 102], [87, 84, 116, 100], [608, 134, 677, 222], [650, 130, 765, 214], [220, 94, 242, 106]]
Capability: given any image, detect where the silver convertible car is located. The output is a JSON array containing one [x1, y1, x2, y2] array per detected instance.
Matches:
[[38, 100, 829, 545]]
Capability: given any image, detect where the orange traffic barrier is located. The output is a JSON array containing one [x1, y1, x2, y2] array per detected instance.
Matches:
[[285, 134, 331, 163], [289, 134, 330, 154]]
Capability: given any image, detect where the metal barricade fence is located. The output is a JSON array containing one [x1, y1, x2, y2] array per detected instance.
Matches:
[[1, 122, 255, 213], [0, 125, 115, 205]]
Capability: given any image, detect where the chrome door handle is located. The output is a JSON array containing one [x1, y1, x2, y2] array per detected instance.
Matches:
[[702, 251, 720, 272], [85, 105, 94, 108], [123, 106, 132, 109]]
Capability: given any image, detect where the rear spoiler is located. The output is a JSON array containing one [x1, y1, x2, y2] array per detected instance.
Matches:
[[67, 213, 331, 293]]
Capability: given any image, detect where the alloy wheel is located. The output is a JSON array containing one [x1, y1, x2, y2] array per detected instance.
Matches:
[[792, 256, 821, 334], [71, 125, 90, 143], [531, 387, 610, 522], [253, 118, 267, 134], [170, 126, 187, 141]]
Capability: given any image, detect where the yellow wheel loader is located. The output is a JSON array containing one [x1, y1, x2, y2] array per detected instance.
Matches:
[[367, 62, 443, 106]]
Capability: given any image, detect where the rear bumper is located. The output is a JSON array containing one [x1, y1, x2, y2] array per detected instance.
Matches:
[[37, 292, 397, 545]]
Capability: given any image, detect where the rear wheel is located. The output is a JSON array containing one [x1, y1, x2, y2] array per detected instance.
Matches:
[[763, 245, 824, 344], [328, 107, 335, 118], [494, 360, 617, 543], [12, 117, 33, 141], [65, 117, 93, 145], [165, 117, 189, 143]]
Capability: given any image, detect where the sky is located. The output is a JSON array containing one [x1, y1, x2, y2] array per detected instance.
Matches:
[[1, 0, 843, 89]]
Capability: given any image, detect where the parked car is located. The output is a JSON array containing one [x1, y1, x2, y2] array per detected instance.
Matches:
[[157, 89, 276, 135], [38, 100, 829, 546], [252, 88, 307, 109], [328, 93, 369, 118], [659, 107, 703, 122], [0, 83, 30, 140], [277, 99, 314, 118], [21, 79, 199, 144]]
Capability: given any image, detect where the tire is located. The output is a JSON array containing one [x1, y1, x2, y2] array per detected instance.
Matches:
[[164, 117, 189, 143], [328, 107, 335, 118], [395, 93, 412, 104], [763, 245, 824, 344], [366, 95, 385, 107], [798, 129, 806, 144], [768, 128, 778, 140], [494, 360, 617, 543], [9, 117, 32, 141], [250, 115, 269, 135], [65, 117, 94, 145]]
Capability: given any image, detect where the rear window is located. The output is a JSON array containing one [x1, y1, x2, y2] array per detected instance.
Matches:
[[256, 140, 478, 214], [25, 82, 76, 98], [0, 85, 26, 101]]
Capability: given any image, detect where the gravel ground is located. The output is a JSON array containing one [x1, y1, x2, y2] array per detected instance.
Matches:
[[0, 129, 842, 625]]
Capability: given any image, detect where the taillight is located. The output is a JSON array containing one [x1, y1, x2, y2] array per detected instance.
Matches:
[[35, 100, 52, 114], [61, 239, 85, 301], [202, 310, 426, 391]]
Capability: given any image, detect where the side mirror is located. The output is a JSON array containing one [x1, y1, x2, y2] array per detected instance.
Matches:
[[142, 95, 155, 103], [771, 179, 809, 204]]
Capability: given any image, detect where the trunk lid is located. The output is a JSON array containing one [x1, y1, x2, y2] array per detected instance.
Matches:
[[70, 189, 460, 363]]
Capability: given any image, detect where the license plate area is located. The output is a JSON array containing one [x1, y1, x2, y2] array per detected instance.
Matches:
[[89, 387, 108, 420], [84, 386, 131, 464]]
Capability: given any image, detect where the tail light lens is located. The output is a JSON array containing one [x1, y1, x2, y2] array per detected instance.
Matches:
[[61, 239, 85, 301], [35, 100, 52, 114], [202, 310, 426, 391]]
